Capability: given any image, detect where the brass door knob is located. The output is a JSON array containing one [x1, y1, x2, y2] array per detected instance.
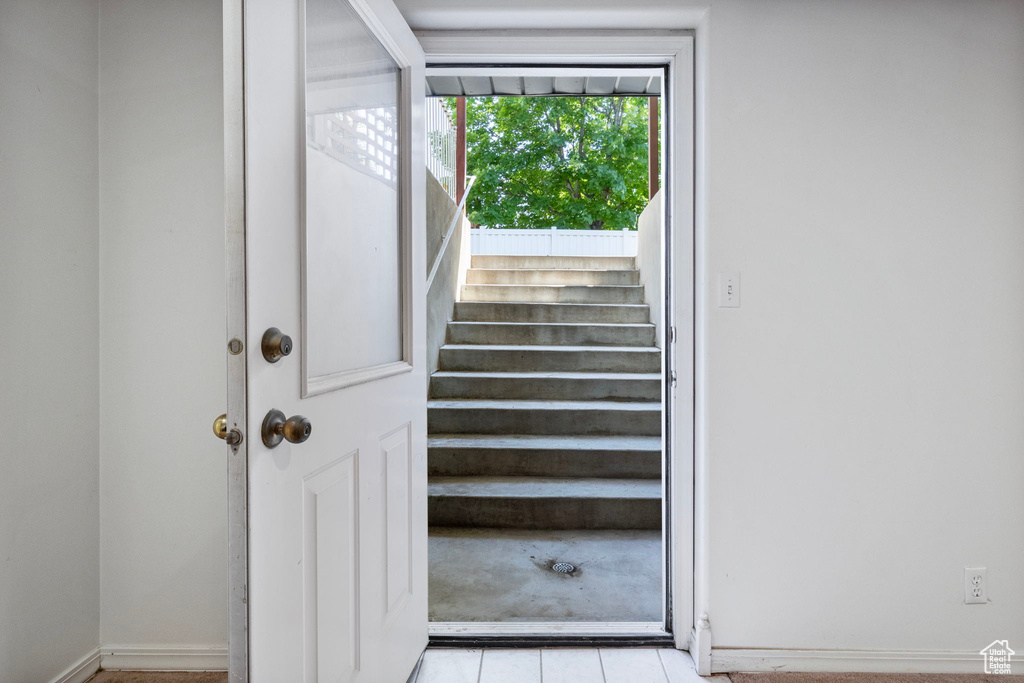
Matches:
[[261, 327, 293, 363], [213, 413, 243, 446], [261, 409, 312, 448]]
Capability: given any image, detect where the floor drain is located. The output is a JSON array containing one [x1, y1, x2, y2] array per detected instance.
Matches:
[[552, 562, 575, 574]]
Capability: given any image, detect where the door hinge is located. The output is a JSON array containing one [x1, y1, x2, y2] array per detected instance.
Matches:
[[670, 371, 677, 387], [670, 326, 677, 343]]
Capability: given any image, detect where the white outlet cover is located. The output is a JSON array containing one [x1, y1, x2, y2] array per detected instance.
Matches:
[[965, 567, 987, 604]]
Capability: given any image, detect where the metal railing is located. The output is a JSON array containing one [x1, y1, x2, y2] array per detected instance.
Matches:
[[425, 98, 457, 198]]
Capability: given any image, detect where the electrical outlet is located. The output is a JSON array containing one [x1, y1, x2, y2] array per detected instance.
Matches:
[[965, 567, 987, 604], [719, 273, 740, 308]]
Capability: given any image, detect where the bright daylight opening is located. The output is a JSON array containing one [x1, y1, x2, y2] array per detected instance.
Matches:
[[423, 70, 666, 629]]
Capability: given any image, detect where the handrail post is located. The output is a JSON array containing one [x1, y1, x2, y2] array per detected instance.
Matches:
[[456, 97, 467, 204], [649, 96, 659, 198]]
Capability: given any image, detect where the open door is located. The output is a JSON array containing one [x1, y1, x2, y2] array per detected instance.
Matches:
[[229, 0, 428, 680]]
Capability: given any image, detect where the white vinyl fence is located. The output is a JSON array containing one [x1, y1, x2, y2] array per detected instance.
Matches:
[[470, 227, 638, 256]]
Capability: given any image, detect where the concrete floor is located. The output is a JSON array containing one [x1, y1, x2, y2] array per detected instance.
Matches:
[[428, 527, 662, 622]]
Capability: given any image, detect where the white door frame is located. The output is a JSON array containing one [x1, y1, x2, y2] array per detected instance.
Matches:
[[222, 21, 705, 678], [416, 29, 698, 653], [222, 1, 248, 679]]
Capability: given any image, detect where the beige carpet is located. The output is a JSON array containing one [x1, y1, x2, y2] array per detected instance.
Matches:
[[87, 673, 227, 683], [730, 674, 1024, 683]]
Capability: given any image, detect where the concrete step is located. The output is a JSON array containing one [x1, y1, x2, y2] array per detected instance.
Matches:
[[428, 476, 661, 530], [446, 321, 656, 347], [454, 301, 650, 324], [428, 434, 661, 478], [466, 268, 640, 286], [438, 344, 660, 373], [427, 399, 661, 436], [471, 255, 636, 270], [429, 371, 661, 401], [462, 284, 645, 304]]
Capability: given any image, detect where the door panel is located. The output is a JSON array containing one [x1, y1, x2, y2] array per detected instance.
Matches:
[[303, 452, 359, 681], [381, 424, 412, 620], [243, 0, 427, 680]]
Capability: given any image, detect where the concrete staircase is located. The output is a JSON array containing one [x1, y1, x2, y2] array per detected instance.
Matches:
[[428, 254, 662, 532]]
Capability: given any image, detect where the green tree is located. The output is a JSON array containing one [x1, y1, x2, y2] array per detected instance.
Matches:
[[454, 96, 652, 230]]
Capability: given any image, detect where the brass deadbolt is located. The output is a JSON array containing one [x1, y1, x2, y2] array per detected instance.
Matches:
[[212, 413, 243, 446], [261, 409, 312, 448], [261, 327, 293, 363]]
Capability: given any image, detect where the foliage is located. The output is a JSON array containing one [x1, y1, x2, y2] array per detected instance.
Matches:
[[451, 96, 652, 230]]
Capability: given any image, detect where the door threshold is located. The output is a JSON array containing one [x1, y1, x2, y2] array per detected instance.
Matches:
[[428, 622, 673, 648]]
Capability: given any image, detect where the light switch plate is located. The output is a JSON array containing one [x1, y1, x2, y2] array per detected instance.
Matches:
[[719, 273, 740, 307]]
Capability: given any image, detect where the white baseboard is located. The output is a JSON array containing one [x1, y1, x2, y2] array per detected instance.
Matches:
[[712, 648, 986, 675], [100, 646, 229, 671], [50, 648, 101, 683]]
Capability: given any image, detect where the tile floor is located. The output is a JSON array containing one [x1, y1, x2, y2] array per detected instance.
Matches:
[[411, 647, 731, 683]]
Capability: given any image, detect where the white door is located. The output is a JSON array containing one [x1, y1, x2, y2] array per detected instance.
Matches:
[[241, 0, 427, 680]]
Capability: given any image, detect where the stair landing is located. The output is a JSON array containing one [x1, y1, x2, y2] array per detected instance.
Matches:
[[428, 527, 661, 622]]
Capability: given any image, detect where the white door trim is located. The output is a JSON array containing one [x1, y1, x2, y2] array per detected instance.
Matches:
[[222, 1, 248, 681], [417, 29, 697, 652], [418, 30, 694, 63], [224, 23, 707, 678]]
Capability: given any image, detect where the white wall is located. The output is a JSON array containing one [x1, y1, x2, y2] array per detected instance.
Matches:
[[426, 169, 460, 378], [397, 0, 1024, 663], [98, 0, 226, 652], [699, 0, 1024, 656], [0, 2, 101, 681], [1, 3, 227, 676], [636, 190, 664, 349]]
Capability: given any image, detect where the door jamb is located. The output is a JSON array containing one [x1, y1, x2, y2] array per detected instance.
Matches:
[[417, 29, 697, 652], [223, 0, 249, 681]]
